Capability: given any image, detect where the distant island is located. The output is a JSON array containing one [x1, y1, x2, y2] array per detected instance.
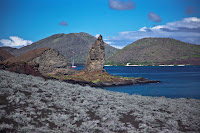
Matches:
[[106, 38, 200, 66]]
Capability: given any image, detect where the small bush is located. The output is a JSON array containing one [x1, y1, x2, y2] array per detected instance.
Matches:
[[92, 79, 101, 83]]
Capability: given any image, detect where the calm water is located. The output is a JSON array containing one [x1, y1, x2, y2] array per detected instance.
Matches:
[[75, 66, 200, 99]]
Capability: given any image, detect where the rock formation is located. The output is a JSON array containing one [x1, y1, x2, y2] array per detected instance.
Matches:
[[3, 48, 76, 75], [31, 48, 71, 74], [84, 35, 105, 72]]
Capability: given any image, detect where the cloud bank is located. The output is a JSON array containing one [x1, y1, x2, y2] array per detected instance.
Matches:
[[108, 0, 136, 10], [148, 12, 162, 22], [59, 21, 68, 26], [106, 17, 200, 49], [0, 36, 33, 47]]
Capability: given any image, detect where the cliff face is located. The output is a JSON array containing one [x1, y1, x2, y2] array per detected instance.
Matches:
[[31, 48, 70, 74], [84, 35, 105, 72], [3, 48, 73, 75]]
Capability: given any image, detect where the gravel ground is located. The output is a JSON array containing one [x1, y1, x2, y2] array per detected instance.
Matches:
[[0, 70, 200, 133]]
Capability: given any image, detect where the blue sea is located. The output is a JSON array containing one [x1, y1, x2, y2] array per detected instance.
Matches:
[[75, 66, 200, 99]]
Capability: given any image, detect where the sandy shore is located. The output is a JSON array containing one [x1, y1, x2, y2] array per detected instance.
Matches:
[[0, 70, 200, 132]]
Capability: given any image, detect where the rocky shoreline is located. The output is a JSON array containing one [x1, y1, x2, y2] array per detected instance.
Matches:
[[47, 71, 160, 87], [62, 77, 160, 87]]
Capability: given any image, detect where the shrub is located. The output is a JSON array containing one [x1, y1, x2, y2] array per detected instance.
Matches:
[[92, 79, 101, 83]]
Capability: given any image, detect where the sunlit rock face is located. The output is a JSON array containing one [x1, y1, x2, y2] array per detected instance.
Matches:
[[31, 48, 71, 74], [84, 35, 105, 72], [2, 48, 74, 75]]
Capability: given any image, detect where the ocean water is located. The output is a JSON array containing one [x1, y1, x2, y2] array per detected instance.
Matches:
[[75, 66, 200, 99]]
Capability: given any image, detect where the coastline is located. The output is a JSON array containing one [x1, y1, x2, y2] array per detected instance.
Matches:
[[47, 71, 160, 87], [49, 77, 160, 87]]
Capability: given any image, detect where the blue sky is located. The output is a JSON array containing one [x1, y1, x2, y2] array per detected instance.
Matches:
[[0, 0, 200, 48]]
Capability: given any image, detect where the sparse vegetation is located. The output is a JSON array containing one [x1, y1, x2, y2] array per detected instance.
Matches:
[[47, 74, 59, 79], [92, 79, 100, 83], [0, 70, 200, 132], [136, 77, 142, 80]]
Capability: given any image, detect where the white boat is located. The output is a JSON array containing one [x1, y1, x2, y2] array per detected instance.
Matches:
[[159, 65, 174, 66], [126, 63, 136, 66], [72, 60, 76, 68], [71, 51, 76, 68]]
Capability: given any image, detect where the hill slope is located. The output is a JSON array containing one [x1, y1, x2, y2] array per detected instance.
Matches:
[[0, 48, 14, 61], [107, 38, 200, 65], [2, 32, 118, 64], [0, 47, 17, 54]]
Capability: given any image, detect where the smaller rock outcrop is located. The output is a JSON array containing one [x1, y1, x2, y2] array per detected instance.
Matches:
[[3, 48, 76, 75], [84, 35, 105, 72], [31, 48, 70, 74]]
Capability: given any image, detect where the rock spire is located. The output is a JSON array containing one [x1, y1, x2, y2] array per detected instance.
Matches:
[[84, 35, 105, 72]]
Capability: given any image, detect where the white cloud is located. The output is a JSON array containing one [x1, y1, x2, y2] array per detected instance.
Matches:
[[110, 45, 124, 49], [105, 17, 200, 47], [95, 34, 100, 38], [104, 41, 112, 44], [0, 36, 33, 47], [108, 0, 136, 10], [139, 26, 147, 32]]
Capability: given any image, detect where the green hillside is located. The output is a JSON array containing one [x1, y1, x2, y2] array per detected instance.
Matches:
[[3, 32, 118, 65], [107, 38, 200, 66]]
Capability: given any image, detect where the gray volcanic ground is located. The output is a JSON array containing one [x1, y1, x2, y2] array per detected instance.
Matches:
[[0, 70, 200, 132]]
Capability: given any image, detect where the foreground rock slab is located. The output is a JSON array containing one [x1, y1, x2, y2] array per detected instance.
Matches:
[[0, 70, 200, 132]]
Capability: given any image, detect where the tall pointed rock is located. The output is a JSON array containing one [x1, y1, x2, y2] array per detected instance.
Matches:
[[84, 35, 105, 72]]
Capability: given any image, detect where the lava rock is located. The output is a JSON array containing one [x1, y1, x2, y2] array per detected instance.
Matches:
[[31, 48, 71, 74], [3, 48, 74, 75], [84, 35, 105, 72]]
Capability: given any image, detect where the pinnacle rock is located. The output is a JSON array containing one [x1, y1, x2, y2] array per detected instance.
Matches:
[[84, 35, 105, 72]]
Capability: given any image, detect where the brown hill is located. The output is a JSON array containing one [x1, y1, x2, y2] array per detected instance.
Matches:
[[107, 38, 200, 66], [0, 46, 17, 54], [0, 48, 14, 61], [5, 47, 50, 63]]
